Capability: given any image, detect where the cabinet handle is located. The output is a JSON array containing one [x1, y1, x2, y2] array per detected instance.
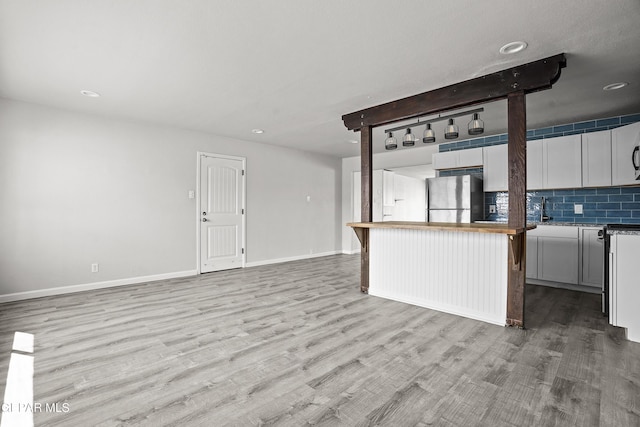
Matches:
[[633, 146, 639, 171]]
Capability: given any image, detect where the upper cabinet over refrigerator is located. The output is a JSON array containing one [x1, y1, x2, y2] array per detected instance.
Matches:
[[611, 121, 640, 185]]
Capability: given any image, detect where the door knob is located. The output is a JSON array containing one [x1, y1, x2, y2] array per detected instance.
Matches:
[[202, 212, 207, 215], [202, 218, 208, 222]]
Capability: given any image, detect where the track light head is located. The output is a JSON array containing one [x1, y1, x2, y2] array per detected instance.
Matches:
[[403, 128, 415, 147], [422, 123, 436, 143], [385, 132, 397, 150], [468, 113, 484, 135], [444, 119, 459, 139]]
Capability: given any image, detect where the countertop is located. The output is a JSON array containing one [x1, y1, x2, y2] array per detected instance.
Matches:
[[476, 221, 604, 228], [347, 221, 535, 235], [478, 221, 640, 235], [608, 229, 640, 235]]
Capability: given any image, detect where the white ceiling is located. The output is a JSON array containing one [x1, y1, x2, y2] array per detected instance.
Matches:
[[1, 0, 639, 158]]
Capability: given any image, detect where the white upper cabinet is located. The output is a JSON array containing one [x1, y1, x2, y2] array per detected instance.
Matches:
[[527, 139, 544, 190], [582, 130, 612, 187], [612, 121, 640, 186], [482, 144, 508, 192], [543, 134, 582, 189], [433, 147, 483, 170]]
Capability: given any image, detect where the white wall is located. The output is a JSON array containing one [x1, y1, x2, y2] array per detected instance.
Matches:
[[0, 98, 341, 299], [341, 144, 439, 253]]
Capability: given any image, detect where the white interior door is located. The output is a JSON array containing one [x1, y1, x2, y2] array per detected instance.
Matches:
[[200, 154, 245, 273]]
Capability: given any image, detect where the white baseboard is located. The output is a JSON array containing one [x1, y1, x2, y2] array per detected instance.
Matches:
[[0, 270, 198, 303], [342, 249, 361, 255], [245, 251, 340, 268]]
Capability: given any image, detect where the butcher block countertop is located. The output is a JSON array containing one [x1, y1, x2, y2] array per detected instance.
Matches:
[[347, 221, 536, 235]]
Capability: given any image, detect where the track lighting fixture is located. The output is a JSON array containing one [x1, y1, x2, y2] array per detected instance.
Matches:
[[382, 107, 484, 148]]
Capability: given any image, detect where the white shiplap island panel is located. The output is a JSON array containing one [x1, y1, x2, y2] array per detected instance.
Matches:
[[369, 228, 509, 326]]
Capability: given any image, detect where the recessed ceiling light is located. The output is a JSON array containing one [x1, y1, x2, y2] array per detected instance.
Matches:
[[603, 82, 628, 91], [251, 128, 264, 134], [80, 90, 100, 97], [499, 41, 528, 55]]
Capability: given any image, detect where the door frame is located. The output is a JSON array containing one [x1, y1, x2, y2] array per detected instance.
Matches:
[[196, 151, 247, 274]]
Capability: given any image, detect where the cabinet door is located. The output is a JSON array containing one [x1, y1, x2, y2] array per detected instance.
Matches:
[[580, 228, 604, 287], [432, 151, 458, 170], [582, 130, 612, 187], [458, 147, 483, 168], [611, 234, 640, 341], [483, 144, 508, 192], [538, 237, 579, 284], [433, 147, 483, 170], [526, 235, 538, 279], [543, 134, 582, 189], [612, 121, 640, 186], [527, 140, 543, 190]]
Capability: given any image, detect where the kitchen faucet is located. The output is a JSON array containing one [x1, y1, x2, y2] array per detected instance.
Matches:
[[540, 197, 550, 222]]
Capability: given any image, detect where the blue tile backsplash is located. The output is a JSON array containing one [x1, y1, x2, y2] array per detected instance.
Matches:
[[438, 113, 640, 153], [437, 113, 640, 225], [484, 188, 640, 224]]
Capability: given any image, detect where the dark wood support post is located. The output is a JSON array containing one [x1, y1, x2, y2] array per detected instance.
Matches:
[[360, 125, 373, 293], [506, 91, 527, 328]]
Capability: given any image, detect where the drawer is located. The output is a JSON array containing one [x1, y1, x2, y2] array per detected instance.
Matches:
[[528, 225, 578, 239]]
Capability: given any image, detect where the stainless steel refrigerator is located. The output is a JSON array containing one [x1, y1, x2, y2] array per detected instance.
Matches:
[[427, 175, 484, 223]]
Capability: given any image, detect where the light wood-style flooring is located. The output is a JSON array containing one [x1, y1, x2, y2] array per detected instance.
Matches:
[[1, 254, 639, 426]]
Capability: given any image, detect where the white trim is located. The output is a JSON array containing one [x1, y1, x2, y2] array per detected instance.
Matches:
[[196, 152, 247, 274], [245, 251, 340, 268], [0, 270, 197, 303], [342, 249, 361, 255]]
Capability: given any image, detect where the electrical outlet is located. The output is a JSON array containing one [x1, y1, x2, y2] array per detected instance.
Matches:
[[91, 263, 99, 273], [188, 190, 195, 199], [489, 205, 496, 214], [574, 204, 583, 214]]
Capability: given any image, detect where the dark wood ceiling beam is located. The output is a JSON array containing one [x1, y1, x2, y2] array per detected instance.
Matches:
[[342, 54, 566, 131]]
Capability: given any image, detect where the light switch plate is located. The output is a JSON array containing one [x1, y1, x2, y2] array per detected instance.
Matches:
[[574, 204, 583, 214], [188, 190, 195, 199]]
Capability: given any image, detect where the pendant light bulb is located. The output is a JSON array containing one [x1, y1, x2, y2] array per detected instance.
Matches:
[[403, 128, 415, 147], [385, 132, 397, 150], [468, 113, 484, 135], [422, 123, 436, 143], [444, 118, 459, 139]]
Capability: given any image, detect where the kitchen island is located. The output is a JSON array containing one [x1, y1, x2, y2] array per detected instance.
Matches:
[[348, 221, 536, 326]]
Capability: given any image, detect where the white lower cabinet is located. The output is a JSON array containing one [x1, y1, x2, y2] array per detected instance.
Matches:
[[525, 235, 538, 279], [538, 236, 579, 284], [609, 233, 640, 343], [526, 225, 602, 291], [580, 227, 604, 288]]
